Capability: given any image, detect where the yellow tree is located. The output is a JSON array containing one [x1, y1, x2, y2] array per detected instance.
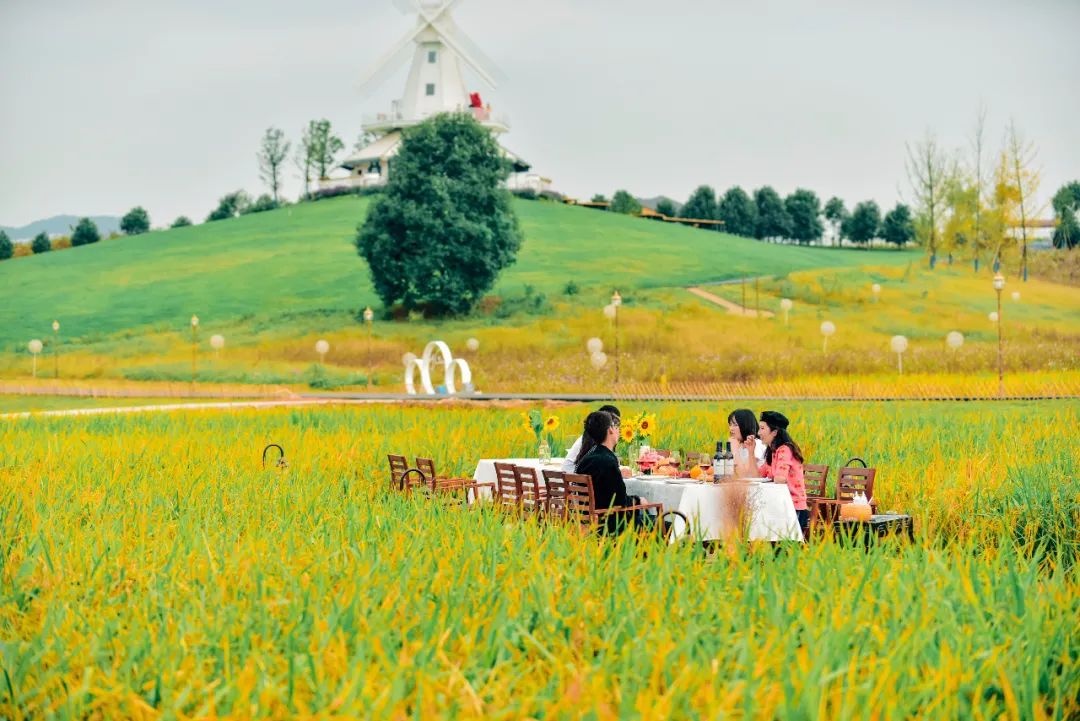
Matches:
[[986, 151, 1020, 272], [905, 130, 954, 269], [1004, 120, 1044, 282]]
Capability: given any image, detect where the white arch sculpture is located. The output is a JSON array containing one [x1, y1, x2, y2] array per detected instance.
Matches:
[[404, 340, 472, 395]]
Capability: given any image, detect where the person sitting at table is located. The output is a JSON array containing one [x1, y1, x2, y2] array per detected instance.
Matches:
[[728, 408, 766, 477], [562, 404, 620, 472], [573, 410, 633, 534], [746, 410, 809, 537]]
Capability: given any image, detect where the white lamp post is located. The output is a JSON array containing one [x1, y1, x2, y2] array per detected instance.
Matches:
[[363, 307, 374, 388], [946, 331, 963, 373], [780, 298, 793, 326], [315, 339, 330, 366], [1011, 291, 1020, 302], [890, 335, 908, 374], [610, 291, 621, 384], [210, 334, 225, 359], [51, 320, 60, 379], [190, 315, 199, 385], [586, 337, 603, 355], [993, 272, 1005, 397], [466, 337, 480, 352], [871, 283, 881, 303], [28, 339, 43, 378], [590, 351, 607, 370], [820, 320, 836, 353]]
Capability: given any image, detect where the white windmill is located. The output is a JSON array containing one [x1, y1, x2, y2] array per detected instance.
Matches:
[[334, 0, 541, 191]]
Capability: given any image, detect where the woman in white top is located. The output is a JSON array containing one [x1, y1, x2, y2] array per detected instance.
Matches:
[[562, 404, 621, 472], [728, 408, 766, 476]]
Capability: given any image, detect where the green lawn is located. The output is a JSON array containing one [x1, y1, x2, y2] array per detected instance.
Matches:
[[0, 197, 916, 348]]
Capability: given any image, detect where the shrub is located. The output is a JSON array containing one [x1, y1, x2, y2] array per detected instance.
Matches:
[[511, 188, 538, 200], [563, 281, 580, 296], [51, 236, 72, 250], [0, 230, 12, 260], [171, 216, 193, 229], [120, 206, 151, 235], [240, 194, 278, 214], [71, 218, 101, 246], [13, 243, 32, 258], [31, 232, 51, 253], [206, 191, 251, 222], [610, 190, 641, 215]]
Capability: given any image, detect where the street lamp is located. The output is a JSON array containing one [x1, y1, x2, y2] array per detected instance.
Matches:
[[993, 272, 1005, 397], [210, 334, 225, 359], [780, 298, 793, 326], [363, 306, 374, 389], [820, 320, 836, 353], [871, 283, 881, 303], [28, 339, 43, 378], [610, 290, 621, 384], [315, 339, 330, 366], [946, 331, 963, 374], [190, 315, 199, 385], [52, 320, 60, 378], [890, 335, 908, 374]]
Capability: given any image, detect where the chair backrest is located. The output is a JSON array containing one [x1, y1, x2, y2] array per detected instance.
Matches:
[[803, 464, 830, 497], [564, 473, 598, 526], [514, 465, 544, 514], [493, 462, 522, 507], [415, 457, 437, 483], [836, 465, 877, 502], [542, 469, 567, 520], [388, 454, 410, 489], [655, 449, 672, 458]]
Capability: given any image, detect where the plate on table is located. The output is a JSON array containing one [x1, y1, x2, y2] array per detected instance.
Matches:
[[739, 477, 772, 483]]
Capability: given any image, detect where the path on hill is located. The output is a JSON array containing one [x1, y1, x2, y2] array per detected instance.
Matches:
[[0, 398, 369, 420], [687, 286, 775, 318]]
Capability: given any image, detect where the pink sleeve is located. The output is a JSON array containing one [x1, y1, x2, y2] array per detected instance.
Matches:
[[772, 446, 793, 482]]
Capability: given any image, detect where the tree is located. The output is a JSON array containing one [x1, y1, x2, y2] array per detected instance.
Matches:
[[882, 204, 915, 248], [257, 127, 290, 204], [206, 191, 251, 222], [966, 104, 990, 270], [753, 186, 792, 240], [171, 216, 193, 228], [31, 232, 51, 253], [120, 206, 151, 235], [356, 113, 523, 316], [71, 217, 101, 246], [1004, 119, 1043, 281], [610, 190, 641, 215], [784, 188, 823, 244], [0, 230, 12, 260], [240, 194, 277, 214], [717, 186, 757, 237], [590, 194, 607, 203], [1051, 181, 1080, 250], [846, 201, 881, 246], [299, 119, 344, 181], [942, 175, 980, 262], [295, 125, 316, 200], [905, 130, 954, 268], [655, 197, 677, 217], [823, 196, 847, 246], [680, 185, 717, 220]]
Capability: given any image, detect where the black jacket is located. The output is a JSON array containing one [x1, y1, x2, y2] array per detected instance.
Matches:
[[575, 445, 631, 532]]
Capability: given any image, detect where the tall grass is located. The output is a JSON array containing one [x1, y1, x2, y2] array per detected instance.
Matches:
[[1, 401, 1077, 718]]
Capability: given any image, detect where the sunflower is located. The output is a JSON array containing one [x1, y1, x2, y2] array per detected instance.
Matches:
[[544, 415, 560, 432], [520, 412, 534, 435], [620, 424, 636, 444], [637, 414, 657, 437]]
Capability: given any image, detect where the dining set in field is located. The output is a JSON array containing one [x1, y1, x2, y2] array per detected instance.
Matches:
[[385, 452, 915, 545]]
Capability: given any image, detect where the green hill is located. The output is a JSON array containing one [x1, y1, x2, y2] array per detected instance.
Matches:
[[0, 196, 916, 347]]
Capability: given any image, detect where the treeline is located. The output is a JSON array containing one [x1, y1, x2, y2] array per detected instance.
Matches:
[[598, 186, 915, 249]]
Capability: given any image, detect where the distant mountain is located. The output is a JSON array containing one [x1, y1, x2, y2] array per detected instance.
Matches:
[[0, 214, 121, 241], [636, 196, 682, 214]]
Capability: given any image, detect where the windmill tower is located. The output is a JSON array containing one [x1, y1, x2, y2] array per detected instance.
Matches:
[[337, 0, 536, 189]]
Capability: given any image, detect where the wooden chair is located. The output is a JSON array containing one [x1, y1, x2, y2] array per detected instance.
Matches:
[[388, 454, 412, 491], [493, 462, 522, 509], [416, 457, 491, 500], [514, 465, 547, 516], [542, 469, 567, 521], [803, 464, 830, 498], [564, 473, 665, 535], [815, 460, 878, 523]]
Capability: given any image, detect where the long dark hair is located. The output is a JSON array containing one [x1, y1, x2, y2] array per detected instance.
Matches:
[[727, 408, 758, 442], [574, 410, 616, 468], [759, 410, 804, 464]]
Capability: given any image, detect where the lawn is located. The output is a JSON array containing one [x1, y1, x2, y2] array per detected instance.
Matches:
[[1, 401, 1077, 718]]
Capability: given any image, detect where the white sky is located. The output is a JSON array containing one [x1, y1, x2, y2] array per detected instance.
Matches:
[[1, 0, 1078, 227]]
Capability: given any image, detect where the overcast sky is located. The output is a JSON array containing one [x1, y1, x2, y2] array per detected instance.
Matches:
[[1, 0, 1077, 227]]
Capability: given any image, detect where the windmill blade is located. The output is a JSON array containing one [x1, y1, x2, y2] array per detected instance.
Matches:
[[357, 24, 426, 95], [434, 14, 506, 87]]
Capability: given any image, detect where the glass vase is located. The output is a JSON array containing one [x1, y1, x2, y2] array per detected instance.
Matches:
[[538, 440, 551, 463]]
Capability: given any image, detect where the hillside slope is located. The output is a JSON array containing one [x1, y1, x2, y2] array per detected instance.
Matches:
[[0, 197, 916, 345]]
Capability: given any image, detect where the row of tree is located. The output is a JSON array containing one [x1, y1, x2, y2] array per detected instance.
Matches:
[[601, 186, 915, 248], [0, 217, 110, 262], [258, 120, 356, 203]]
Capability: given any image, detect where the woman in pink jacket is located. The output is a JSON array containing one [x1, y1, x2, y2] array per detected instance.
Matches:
[[745, 410, 809, 538]]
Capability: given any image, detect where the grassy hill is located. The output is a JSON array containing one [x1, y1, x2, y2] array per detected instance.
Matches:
[[0, 196, 918, 347]]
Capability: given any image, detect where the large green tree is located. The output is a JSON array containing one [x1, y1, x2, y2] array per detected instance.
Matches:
[[784, 188, 823, 244], [31, 232, 51, 253], [120, 206, 151, 235], [1051, 180, 1080, 250], [717, 186, 757, 237], [754, 186, 792, 240], [655, 197, 677, 217], [680, 185, 717, 220], [356, 113, 522, 316], [71, 217, 101, 246], [846, 201, 881, 246], [610, 190, 641, 215], [823, 196, 847, 245], [0, 230, 12, 260], [882, 203, 915, 248]]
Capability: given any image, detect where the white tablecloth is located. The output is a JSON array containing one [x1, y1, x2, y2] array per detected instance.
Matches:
[[472, 458, 566, 500], [625, 477, 803, 542]]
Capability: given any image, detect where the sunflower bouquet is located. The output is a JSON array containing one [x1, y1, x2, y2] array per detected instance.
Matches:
[[620, 411, 657, 462], [523, 409, 561, 460]]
